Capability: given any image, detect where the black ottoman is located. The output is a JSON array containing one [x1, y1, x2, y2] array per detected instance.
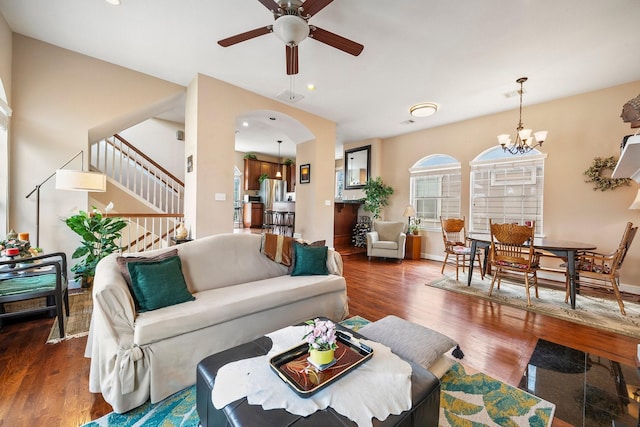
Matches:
[[196, 326, 441, 427]]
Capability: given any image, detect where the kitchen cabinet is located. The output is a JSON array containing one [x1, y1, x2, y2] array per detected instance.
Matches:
[[244, 159, 284, 190], [285, 164, 296, 192], [243, 202, 264, 228]]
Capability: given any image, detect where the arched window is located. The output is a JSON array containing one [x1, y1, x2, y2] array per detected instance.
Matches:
[[409, 154, 461, 230], [469, 147, 546, 235]]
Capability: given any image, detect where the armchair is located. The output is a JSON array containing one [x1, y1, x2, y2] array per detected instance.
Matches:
[[0, 252, 69, 337], [366, 221, 406, 261]]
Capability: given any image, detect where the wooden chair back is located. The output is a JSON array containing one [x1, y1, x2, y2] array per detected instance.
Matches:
[[489, 220, 536, 268], [440, 217, 467, 250]]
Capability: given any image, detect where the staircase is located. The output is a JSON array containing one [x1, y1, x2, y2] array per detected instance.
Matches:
[[90, 134, 185, 252], [90, 134, 184, 214]]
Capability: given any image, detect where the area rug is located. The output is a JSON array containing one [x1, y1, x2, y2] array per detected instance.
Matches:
[[82, 315, 555, 427], [46, 291, 93, 344], [82, 362, 553, 427], [428, 274, 640, 339]]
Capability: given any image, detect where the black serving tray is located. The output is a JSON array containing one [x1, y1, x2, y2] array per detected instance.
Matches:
[[269, 330, 374, 398]]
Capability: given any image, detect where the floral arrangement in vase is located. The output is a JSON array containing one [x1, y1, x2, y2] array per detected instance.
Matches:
[[303, 318, 338, 367]]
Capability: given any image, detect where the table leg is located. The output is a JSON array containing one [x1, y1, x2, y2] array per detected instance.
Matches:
[[467, 240, 477, 286], [567, 250, 576, 309]]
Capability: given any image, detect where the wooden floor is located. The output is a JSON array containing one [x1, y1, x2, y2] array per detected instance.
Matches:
[[0, 253, 638, 426]]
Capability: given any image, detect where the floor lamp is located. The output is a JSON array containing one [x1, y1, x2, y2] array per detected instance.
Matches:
[[25, 150, 106, 247]]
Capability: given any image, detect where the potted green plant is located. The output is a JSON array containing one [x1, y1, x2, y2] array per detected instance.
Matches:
[[284, 158, 294, 166], [243, 153, 257, 160], [64, 203, 127, 287], [258, 173, 269, 184], [362, 177, 394, 220]]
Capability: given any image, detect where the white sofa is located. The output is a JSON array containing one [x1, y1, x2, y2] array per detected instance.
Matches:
[[85, 233, 348, 413]]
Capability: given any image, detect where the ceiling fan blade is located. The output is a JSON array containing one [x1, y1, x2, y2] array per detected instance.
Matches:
[[309, 26, 364, 56], [301, 0, 334, 17], [218, 26, 272, 47], [256, 0, 278, 13], [286, 45, 299, 75]]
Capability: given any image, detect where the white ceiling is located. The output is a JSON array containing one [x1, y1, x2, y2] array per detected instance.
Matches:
[[1, 0, 639, 160]]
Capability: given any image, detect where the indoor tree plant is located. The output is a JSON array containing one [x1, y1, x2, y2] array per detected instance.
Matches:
[[362, 176, 394, 220], [64, 203, 127, 287]]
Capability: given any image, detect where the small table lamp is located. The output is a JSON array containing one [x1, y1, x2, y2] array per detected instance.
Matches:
[[403, 205, 416, 230]]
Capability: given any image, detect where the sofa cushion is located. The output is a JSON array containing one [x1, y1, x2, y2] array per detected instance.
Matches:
[[127, 255, 195, 312], [372, 241, 399, 250], [375, 221, 405, 242], [117, 249, 178, 309], [133, 273, 346, 346], [291, 243, 329, 276]]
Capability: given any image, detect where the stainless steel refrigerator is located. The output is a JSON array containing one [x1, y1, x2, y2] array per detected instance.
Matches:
[[259, 179, 285, 211]]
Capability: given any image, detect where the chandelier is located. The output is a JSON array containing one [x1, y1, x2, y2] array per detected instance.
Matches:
[[497, 77, 548, 155]]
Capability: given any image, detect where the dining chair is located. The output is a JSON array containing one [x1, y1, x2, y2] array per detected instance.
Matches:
[[440, 217, 484, 281], [566, 221, 637, 315], [488, 220, 539, 306]]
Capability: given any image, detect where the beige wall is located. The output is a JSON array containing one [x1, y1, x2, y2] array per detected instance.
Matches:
[[9, 35, 184, 267], [184, 74, 336, 245], [380, 80, 640, 288]]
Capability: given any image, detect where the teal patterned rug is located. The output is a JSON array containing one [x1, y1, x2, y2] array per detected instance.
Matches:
[[83, 316, 555, 427]]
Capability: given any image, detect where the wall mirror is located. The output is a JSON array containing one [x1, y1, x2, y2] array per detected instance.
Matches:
[[344, 145, 371, 189]]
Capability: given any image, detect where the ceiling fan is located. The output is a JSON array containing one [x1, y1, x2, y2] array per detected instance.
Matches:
[[217, 0, 364, 75]]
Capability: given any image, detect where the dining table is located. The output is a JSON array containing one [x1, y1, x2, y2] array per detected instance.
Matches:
[[466, 233, 597, 309]]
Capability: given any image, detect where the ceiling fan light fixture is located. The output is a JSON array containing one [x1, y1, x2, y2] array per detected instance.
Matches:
[[273, 15, 309, 45], [409, 102, 438, 118]]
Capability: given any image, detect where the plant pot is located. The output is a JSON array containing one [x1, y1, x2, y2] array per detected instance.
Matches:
[[309, 348, 335, 366], [81, 275, 94, 289]]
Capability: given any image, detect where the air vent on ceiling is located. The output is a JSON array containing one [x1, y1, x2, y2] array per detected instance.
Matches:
[[276, 89, 304, 103]]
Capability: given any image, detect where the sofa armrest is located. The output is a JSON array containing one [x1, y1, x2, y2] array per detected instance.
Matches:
[[327, 248, 344, 276]]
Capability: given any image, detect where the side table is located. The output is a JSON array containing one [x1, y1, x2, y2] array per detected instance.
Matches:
[[405, 234, 422, 260], [170, 237, 193, 245]]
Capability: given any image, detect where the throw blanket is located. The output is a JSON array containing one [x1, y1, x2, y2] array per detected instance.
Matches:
[[212, 326, 412, 427], [262, 234, 294, 266]]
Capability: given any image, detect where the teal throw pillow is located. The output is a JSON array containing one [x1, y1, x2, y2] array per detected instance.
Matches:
[[127, 255, 195, 312], [291, 243, 329, 276]]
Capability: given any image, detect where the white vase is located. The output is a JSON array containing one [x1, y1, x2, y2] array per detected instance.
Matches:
[[175, 222, 188, 239]]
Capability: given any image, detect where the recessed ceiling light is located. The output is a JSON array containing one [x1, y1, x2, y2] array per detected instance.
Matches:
[[409, 102, 439, 118], [306, 84, 316, 91], [105, 0, 121, 5], [242, 121, 249, 127]]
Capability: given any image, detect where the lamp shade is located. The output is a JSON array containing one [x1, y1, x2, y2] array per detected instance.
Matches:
[[56, 169, 106, 192], [403, 205, 416, 217], [629, 189, 640, 210]]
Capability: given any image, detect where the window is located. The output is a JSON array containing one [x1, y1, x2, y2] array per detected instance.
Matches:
[[469, 147, 546, 235], [410, 155, 461, 230], [335, 169, 344, 199], [233, 166, 242, 203]]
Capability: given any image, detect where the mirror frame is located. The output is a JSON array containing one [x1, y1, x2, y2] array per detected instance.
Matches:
[[344, 145, 371, 190]]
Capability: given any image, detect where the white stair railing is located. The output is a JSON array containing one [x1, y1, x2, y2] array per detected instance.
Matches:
[[104, 213, 185, 253], [90, 135, 184, 214]]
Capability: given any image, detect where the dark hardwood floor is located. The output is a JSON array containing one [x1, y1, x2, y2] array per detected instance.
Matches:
[[0, 253, 637, 426]]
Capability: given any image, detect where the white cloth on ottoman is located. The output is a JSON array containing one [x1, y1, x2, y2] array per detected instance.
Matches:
[[212, 325, 412, 427]]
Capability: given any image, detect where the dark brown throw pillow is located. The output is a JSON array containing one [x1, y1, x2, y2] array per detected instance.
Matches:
[[261, 234, 295, 267], [116, 249, 178, 308]]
